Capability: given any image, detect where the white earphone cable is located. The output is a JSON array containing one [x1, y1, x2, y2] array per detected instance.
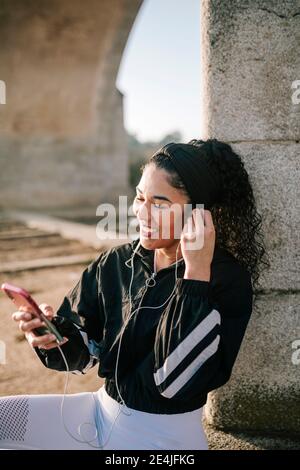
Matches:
[[57, 239, 181, 448]]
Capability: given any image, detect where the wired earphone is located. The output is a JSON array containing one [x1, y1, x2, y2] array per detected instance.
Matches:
[[55, 238, 183, 449]]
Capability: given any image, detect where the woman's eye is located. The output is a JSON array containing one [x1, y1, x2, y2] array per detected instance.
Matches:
[[153, 202, 169, 209], [134, 196, 168, 209]]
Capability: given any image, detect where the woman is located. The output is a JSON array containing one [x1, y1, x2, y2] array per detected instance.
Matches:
[[0, 139, 269, 450]]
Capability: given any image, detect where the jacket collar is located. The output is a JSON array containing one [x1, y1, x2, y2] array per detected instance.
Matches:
[[130, 238, 155, 272]]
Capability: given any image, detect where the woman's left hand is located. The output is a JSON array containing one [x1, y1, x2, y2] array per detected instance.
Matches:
[[181, 208, 216, 281]]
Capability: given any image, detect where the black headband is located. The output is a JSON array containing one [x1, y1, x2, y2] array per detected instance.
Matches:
[[151, 142, 223, 210]]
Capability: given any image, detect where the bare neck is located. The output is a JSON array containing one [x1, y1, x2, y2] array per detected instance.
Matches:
[[155, 243, 183, 272]]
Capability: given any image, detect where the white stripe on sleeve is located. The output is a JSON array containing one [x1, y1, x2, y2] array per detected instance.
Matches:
[[154, 309, 221, 387], [157, 335, 220, 398]]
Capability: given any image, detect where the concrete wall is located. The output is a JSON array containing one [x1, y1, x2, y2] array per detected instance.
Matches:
[[201, 0, 300, 433], [0, 0, 143, 213]]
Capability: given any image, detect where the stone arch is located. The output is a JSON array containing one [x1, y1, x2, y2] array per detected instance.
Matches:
[[0, 0, 143, 213]]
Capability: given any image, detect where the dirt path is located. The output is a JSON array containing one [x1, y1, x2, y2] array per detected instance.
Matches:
[[0, 218, 104, 396]]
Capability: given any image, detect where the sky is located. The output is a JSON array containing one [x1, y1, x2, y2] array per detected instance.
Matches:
[[116, 0, 202, 143]]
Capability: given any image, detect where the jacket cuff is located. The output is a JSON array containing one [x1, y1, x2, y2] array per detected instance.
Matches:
[[33, 344, 63, 367], [32, 316, 88, 372], [175, 278, 210, 297]]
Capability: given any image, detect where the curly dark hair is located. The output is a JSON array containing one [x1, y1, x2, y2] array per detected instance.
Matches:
[[141, 138, 270, 301]]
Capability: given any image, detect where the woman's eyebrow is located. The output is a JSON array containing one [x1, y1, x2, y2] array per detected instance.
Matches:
[[136, 186, 172, 203]]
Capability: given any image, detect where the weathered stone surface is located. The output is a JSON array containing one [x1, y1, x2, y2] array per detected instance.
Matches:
[[201, 0, 300, 141], [232, 142, 300, 291], [201, 0, 300, 436]]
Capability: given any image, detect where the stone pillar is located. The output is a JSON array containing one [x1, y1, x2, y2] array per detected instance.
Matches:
[[0, 0, 143, 214], [201, 0, 300, 433]]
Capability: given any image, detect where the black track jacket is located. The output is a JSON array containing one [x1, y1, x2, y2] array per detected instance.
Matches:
[[34, 237, 253, 414]]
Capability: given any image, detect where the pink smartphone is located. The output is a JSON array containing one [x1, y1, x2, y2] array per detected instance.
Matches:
[[1, 282, 64, 343]]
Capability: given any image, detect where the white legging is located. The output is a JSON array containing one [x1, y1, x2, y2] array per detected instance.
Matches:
[[0, 385, 209, 450]]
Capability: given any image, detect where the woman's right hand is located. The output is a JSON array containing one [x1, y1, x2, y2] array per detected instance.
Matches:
[[12, 303, 68, 350]]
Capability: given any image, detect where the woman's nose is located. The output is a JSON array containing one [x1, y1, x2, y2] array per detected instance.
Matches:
[[137, 201, 151, 222]]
